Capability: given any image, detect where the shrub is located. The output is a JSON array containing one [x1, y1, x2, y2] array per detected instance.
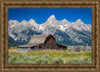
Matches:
[[8, 52, 92, 64], [65, 57, 92, 64], [8, 53, 15, 64], [8, 53, 64, 64], [53, 58, 63, 64]]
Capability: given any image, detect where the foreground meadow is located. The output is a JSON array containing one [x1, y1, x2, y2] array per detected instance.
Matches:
[[8, 49, 92, 64]]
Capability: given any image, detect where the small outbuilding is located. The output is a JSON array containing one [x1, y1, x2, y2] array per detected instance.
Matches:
[[17, 34, 67, 52]]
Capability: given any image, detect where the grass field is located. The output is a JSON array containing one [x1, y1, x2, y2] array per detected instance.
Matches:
[[8, 49, 92, 64]]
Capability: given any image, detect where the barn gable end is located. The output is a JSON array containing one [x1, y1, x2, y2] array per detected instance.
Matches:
[[44, 35, 58, 49]]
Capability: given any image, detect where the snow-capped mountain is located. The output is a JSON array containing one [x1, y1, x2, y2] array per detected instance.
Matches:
[[8, 15, 92, 46]]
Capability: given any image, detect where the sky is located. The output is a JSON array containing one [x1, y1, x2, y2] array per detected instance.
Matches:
[[8, 8, 92, 25]]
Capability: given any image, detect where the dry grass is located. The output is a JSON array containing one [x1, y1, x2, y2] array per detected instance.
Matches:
[[8, 49, 17, 52], [27, 50, 66, 53]]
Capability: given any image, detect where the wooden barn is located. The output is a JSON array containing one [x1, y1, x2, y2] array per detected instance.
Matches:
[[17, 34, 67, 52]]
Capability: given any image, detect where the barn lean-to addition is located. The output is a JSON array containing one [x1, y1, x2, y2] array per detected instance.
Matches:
[[17, 34, 67, 52]]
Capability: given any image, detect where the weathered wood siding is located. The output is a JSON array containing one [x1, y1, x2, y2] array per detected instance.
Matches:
[[45, 37, 57, 49], [57, 44, 67, 50]]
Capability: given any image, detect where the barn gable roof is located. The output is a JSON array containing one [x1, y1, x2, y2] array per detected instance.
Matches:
[[17, 43, 39, 47], [29, 34, 54, 44], [18, 34, 55, 47]]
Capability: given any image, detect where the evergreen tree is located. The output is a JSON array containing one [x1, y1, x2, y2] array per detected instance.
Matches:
[[8, 43, 12, 49]]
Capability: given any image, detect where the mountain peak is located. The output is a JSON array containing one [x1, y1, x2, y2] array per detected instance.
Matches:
[[45, 15, 56, 24], [28, 19, 35, 23], [29, 19, 35, 21], [48, 15, 56, 20], [75, 19, 82, 23], [21, 20, 27, 23], [9, 20, 19, 24], [49, 15, 55, 18], [62, 19, 68, 22]]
